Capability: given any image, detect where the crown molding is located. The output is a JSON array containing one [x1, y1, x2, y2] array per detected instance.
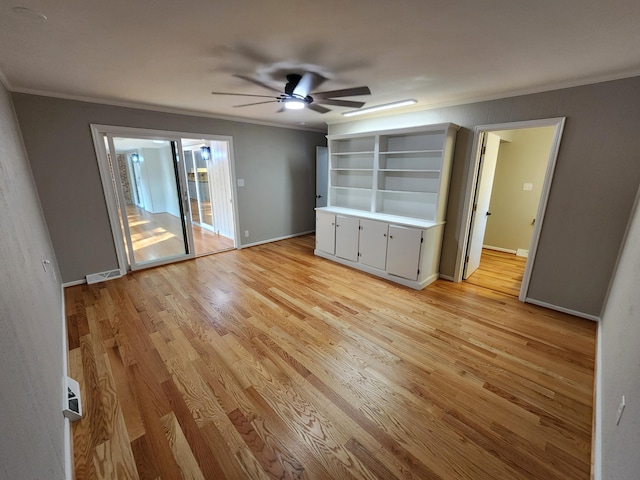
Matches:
[[328, 69, 640, 126], [9, 87, 328, 133]]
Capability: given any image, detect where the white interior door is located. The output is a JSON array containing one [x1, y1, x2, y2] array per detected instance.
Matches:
[[464, 132, 501, 279], [316, 146, 328, 208]]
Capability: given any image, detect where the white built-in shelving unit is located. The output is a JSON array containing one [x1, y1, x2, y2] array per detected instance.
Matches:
[[316, 123, 458, 289]]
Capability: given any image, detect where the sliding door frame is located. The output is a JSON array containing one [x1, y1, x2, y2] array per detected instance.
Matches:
[[90, 124, 240, 274]]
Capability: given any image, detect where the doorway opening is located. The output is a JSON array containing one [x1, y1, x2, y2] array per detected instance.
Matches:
[[91, 125, 239, 274], [455, 118, 565, 301]]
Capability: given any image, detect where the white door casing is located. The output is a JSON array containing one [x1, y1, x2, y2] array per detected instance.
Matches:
[[454, 117, 566, 304]]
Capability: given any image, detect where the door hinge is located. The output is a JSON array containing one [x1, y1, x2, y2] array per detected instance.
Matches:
[[417, 269, 420, 275], [359, 225, 363, 230], [473, 204, 477, 212], [465, 255, 469, 263], [420, 237, 424, 244], [481, 146, 486, 155]]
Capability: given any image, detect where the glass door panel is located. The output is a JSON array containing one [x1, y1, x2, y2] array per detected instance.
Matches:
[[182, 139, 236, 256], [109, 136, 191, 268]]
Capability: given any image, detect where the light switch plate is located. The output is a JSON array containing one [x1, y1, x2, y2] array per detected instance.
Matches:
[[237, 178, 245, 187], [523, 183, 533, 191]]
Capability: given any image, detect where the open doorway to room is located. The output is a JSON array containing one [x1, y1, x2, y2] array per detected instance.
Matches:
[[456, 118, 565, 300], [91, 125, 239, 274]]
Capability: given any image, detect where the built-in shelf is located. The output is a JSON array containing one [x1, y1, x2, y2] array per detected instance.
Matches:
[[327, 123, 458, 223]]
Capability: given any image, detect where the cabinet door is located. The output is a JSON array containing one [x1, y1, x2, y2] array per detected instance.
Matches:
[[335, 215, 360, 261], [359, 219, 388, 270], [316, 212, 336, 254], [386, 225, 422, 280]]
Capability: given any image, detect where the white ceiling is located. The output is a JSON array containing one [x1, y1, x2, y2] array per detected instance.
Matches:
[[1, 0, 639, 131]]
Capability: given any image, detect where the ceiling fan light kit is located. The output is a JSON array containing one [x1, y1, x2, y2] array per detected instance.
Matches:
[[284, 98, 306, 110], [211, 72, 371, 114]]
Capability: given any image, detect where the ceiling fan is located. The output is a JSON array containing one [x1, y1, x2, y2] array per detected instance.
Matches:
[[211, 72, 371, 114]]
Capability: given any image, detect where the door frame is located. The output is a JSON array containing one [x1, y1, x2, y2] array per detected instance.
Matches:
[[90, 124, 240, 274], [453, 117, 566, 302]]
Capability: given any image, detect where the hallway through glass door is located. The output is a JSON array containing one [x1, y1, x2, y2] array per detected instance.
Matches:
[[106, 136, 192, 269]]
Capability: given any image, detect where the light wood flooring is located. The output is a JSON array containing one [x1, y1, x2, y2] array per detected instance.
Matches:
[[126, 205, 233, 262], [465, 248, 527, 297], [66, 235, 596, 480]]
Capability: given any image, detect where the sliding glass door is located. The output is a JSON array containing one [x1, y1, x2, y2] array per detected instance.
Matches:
[[104, 135, 193, 270], [92, 125, 239, 274]]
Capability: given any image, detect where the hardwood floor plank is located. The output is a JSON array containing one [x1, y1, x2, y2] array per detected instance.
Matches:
[[160, 379, 227, 479], [130, 435, 160, 480], [67, 235, 596, 479], [128, 364, 184, 479], [160, 412, 206, 480]]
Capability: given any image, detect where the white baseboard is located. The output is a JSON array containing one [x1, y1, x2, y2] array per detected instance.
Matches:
[[64, 418, 73, 480], [524, 297, 601, 322], [240, 230, 315, 249], [483, 244, 517, 254], [60, 285, 74, 480], [63, 278, 87, 287], [438, 274, 455, 281], [593, 321, 602, 480]]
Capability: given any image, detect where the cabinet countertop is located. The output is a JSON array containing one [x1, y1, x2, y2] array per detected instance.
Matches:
[[315, 207, 444, 229]]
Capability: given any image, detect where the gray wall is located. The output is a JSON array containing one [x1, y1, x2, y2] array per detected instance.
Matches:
[[597, 186, 640, 480], [329, 76, 640, 318], [0, 84, 67, 478], [11, 94, 327, 282]]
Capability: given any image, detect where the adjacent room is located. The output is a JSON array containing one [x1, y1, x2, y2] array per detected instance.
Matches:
[[1, 2, 640, 480]]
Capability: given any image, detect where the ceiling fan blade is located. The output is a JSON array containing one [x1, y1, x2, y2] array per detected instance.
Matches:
[[316, 98, 366, 108], [233, 74, 282, 93], [313, 86, 371, 99], [308, 103, 331, 114], [211, 92, 277, 99], [234, 100, 279, 108], [293, 72, 326, 98]]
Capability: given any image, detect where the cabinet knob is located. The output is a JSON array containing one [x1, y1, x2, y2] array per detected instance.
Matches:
[[383, 233, 386, 237], [389, 235, 393, 239]]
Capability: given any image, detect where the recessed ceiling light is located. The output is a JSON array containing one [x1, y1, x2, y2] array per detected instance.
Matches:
[[343, 99, 417, 117], [12, 7, 47, 22]]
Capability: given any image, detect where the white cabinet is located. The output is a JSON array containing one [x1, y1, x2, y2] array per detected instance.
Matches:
[[386, 225, 423, 281], [314, 211, 444, 289], [358, 219, 388, 270], [316, 123, 457, 290], [316, 211, 336, 254], [335, 215, 360, 261]]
